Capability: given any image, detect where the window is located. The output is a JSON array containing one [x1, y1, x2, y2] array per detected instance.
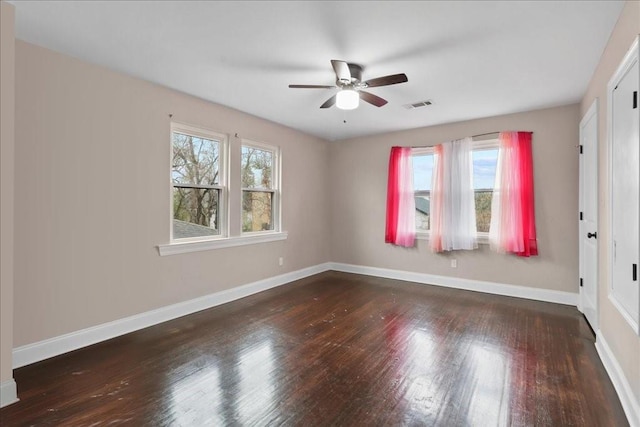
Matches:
[[160, 125, 287, 256], [412, 148, 434, 233], [241, 141, 279, 233], [412, 140, 499, 236], [171, 124, 227, 241], [472, 143, 499, 233]]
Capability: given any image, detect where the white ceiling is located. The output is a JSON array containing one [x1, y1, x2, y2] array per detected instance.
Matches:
[[10, 1, 624, 141]]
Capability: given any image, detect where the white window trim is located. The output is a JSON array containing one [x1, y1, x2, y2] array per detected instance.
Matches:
[[473, 138, 500, 150], [241, 138, 281, 234], [158, 231, 288, 256], [412, 138, 499, 244], [472, 138, 499, 244], [169, 122, 229, 241], [159, 125, 288, 256]]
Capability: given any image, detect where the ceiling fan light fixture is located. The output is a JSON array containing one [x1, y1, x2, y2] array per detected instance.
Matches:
[[336, 89, 359, 110]]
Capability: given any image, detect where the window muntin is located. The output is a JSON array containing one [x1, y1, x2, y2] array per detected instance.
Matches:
[[241, 142, 279, 233], [171, 125, 227, 241], [412, 141, 499, 235]]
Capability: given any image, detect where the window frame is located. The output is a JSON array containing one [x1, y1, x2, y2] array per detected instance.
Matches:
[[412, 146, 434, 239], [471, 138, 499, 241], [411, 139, 499, 243], [170, 122, 229, 243], [240, 139, 281, 235]]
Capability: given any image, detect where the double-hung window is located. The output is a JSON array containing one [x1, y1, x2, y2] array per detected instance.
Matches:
[[171, 123, 227, 241], [471, 140, 499, 234], [412, 147, 434, 234], [412, 139, 499, 238], [241, 141, 279, 233]]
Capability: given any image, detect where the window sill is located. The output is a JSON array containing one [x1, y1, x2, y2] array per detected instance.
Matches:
[[158, 231, 288, 256], [416, 232, 490, 245]]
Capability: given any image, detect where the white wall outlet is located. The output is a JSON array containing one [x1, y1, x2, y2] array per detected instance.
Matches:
[[278, 257, 284, 266], [451, 259, 457, 268]]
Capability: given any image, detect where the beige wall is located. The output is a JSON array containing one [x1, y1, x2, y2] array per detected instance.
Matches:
[[330, 104, 580, 293], [0, 0, 16, 384], [13, 41, 331, 346], [580, 0, 640, 407]]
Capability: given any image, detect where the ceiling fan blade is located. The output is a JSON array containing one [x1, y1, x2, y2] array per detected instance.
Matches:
[[359, 91, 388, 107], [289, 84, 335, 89], [331, 60, 351, 82], [364, 73, 408, 88], [320, 95, 337, 109]]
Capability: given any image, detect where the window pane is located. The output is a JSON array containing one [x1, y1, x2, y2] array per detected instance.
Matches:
[[413, 154, 433, 191], [242, 146, 273, 189], [475, 190, 493, 233], [172, 132, 220, 186], [242, 190, 273, 232], [472, 149, 498, 189], [473, 148, 498, 233], [173, 187, 219, 238], [415, 195, 430, 231]]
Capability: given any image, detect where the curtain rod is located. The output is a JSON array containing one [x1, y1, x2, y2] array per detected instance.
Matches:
[[472, 131, 500, 138], [411, 131, 534, 148], [472, 131, 534, 138]]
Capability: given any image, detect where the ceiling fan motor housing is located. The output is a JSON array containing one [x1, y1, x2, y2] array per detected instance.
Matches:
[[338, 63, 363, 87]]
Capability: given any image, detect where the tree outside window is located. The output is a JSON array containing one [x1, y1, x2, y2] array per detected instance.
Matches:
[[241, 144, 277, 233], [172, 131, 222, 239]]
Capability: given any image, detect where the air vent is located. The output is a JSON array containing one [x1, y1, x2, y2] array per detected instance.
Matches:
[[404, 100, 433, 110]]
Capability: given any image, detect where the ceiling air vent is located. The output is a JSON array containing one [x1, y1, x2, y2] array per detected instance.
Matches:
[[404, 100, 433, 110]]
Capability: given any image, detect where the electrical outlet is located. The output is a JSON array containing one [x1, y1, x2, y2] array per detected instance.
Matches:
[[451, 259, 457, 268], [279, 257, 284, 266]]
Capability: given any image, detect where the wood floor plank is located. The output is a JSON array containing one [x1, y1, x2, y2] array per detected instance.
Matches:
[[0, 271, 629, 426]]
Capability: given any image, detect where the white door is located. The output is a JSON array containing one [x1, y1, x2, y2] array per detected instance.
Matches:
[[610, 55, 639, 333], [579, 100, 599, 331]]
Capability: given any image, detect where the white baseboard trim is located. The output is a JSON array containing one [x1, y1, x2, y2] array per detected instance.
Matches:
[[12, 261, 579, 369], [13, 263, 332, 369], [0, 379, 18, 408], [595, 331, 640, 427], [329, 262, 578, 306]]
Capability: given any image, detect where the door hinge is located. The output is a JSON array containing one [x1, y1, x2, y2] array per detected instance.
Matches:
[[579, 145, 583, 154], [633, 91, 637, 109], [633, 264, 637, 282], [580, 278, 583, 287], [579, 211, 583, 221]]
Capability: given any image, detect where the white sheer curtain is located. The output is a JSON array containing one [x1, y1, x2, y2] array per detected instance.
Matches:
[[430, 137, 478, 252]]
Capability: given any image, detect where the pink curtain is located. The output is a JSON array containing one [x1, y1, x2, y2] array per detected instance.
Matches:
[[489, 131, 538, 257], [385, 147, 416, 247]]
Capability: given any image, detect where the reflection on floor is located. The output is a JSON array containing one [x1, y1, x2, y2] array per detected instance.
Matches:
[[0, 271, 629, 426]]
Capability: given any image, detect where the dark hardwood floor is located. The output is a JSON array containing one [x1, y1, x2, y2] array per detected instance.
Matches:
[[0, 271, 628, 426]]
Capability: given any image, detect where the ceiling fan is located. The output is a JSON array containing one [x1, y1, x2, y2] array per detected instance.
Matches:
[[289, 60, 408, 110]]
